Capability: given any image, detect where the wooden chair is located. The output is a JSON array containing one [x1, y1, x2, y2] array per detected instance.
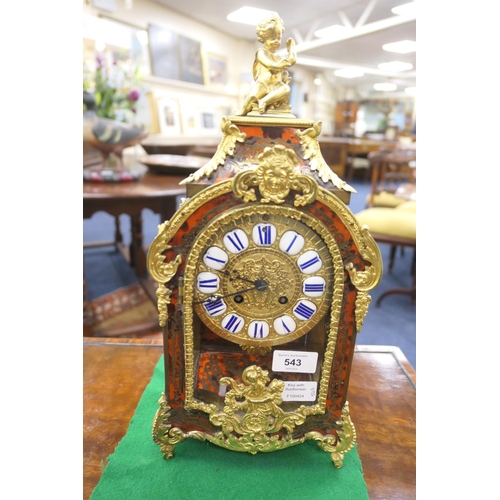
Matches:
[[355, 200, 416, 305], [345, 154, 371, 184], [366, 148, 416, 208], [355, 201, 417, 306]]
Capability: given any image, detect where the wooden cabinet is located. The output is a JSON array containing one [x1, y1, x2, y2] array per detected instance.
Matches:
[[334, 101, 359, 137]]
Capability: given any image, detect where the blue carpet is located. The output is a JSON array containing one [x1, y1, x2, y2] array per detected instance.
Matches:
[[83, 181, 416, 369]]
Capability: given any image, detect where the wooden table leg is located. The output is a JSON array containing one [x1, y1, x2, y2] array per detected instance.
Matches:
[[114, 215, 123, 245], [160, 195, 180, 224], [83, 272, 94, 337], [129, 213, 146, 276]]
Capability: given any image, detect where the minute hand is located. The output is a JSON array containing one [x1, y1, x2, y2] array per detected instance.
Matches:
[[194, 285, 258, 305]]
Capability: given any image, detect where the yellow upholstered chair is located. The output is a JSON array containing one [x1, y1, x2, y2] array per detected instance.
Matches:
[[355, 200, 416, 305]]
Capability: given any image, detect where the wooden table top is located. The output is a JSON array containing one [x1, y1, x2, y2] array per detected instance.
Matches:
[[83, 172, 187, 200], [83, 339, 416, 500], [136, 154, 208, 176]]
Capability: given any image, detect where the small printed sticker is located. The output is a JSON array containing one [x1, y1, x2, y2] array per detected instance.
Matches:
[[281, 381, 317, 401], [272, 350, 318, 373]]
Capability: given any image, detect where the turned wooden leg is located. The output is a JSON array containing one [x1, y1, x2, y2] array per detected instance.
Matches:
[[130, 213, 147, 276], [114, 215, 123, 246], [83, 273, 94, 337]]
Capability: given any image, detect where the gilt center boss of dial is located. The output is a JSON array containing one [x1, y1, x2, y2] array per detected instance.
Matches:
[[192, 208, 334, 347]]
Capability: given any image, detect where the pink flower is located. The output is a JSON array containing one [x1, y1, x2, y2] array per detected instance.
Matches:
[[95, 54, 105, 69], [127, 89, 140, 102]]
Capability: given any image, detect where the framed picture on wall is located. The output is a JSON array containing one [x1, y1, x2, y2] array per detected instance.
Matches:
[[179, 101, 200, 136], [179, 35, 204, 85], [204, 53, 228, 85], [199, 107, 219, 135], [148, 24, 180, 80], [157, 97, 182, 136]]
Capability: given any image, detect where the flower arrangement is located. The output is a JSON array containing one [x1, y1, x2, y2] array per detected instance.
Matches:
[[83, 53, 143, 124]]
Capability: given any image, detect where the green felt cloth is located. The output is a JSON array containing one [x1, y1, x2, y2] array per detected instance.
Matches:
[[90, 356, 369, 500]]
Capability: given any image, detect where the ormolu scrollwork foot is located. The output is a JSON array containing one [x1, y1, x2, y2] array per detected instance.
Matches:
[[152, 394, 185, 459], [304, 402, 357, 468], [330, 452, 345, 468]]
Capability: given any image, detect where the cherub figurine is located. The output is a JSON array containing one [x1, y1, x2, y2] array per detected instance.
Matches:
[[240, 12, 296, 116]]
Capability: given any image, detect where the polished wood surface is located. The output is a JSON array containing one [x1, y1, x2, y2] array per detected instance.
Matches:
[[141, 137, 219, 157], [83, 339, 416, 500], [83, 172, 186, 302], [136, 154, 208, 175]]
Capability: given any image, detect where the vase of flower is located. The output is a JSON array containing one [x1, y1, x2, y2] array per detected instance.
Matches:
[[83, 55, 148, 183]]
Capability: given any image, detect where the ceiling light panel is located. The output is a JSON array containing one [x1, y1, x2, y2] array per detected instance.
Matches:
[[383, 40, 416, 53], [227, 7, 274, 25], [378, 61, 413, 72], [391, 2, 415, 16], [334, 68, 365, 78], [374, 83, 398, 91], [314, 25, 349, 38]]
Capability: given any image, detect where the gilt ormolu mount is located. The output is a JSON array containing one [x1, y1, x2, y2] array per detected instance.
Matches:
[[147, 12, 382, 468]]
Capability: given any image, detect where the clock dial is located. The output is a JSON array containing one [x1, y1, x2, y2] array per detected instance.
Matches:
[[191, 207, 333, 347]]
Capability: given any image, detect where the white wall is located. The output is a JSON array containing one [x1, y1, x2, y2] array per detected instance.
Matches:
[[82, 0, 322, 137]]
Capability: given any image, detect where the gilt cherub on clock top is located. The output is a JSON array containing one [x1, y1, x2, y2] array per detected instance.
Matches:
[[240, 12, 296, 116]]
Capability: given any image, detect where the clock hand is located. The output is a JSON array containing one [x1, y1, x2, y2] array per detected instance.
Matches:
[[221, 270, 257, 285], [193, 285, 258, 305], [194, 280, 269, 305]]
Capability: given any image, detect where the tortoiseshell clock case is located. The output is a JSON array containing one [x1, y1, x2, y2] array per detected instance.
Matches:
[[147, 114, 382, 468]]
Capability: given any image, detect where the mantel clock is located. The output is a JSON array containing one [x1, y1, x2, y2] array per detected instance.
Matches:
[[147, 12, 382, 468]]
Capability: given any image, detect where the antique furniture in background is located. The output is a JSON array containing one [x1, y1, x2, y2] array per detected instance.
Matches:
[[141, 137, 219, 157], [83, 172, 186, 304], [136, 153, 207, 175], [366, 148, 416, 208], [333, 101, 359, 138]]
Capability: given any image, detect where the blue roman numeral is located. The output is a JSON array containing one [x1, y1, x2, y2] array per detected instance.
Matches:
[[224, 315, 242, 333], [285, 234, 298, 253], [304, 283, 325, 292], [227, 232, 245, 252], [204, 299, 225, 316], [299, 256, 320, 271], [294, 302, 315, 320], [252, 322, 264, 338], [206, 255, 227, 265], [281, 319, 291, 333], [258, 225, 271, 245], [199, 278, 218, 289]]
